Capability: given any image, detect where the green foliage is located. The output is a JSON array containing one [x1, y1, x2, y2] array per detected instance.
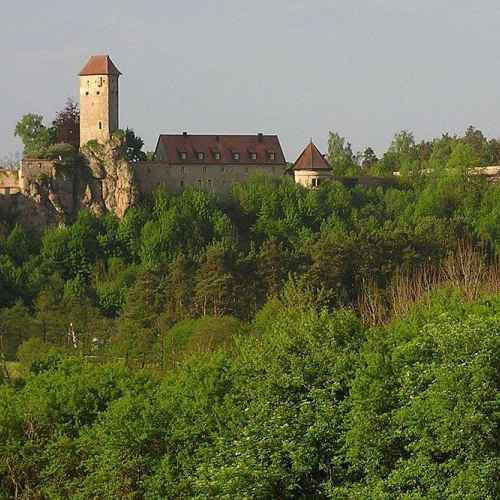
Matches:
[[1, 127, 500, 497], [0, 289, 499, 497], [161, 315, 243, 369], [124, 128, 147, 162], [16, 337, 57, 375], [345, 294, 500, 498], [327, 131, 356, 175], [14, 113, 56, 157]]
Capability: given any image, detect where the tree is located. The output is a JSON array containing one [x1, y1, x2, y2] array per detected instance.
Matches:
[[14, 113, 55, 157], [52, 99, 80, 148], [124, 128, 146, 162], [195, 244, 236, 317], [117, 271, 162, 366], [361, 147, 378, 169], [389, 129, 415, 157], [327, 131, 355, 175], [163, 253, 194, 324]]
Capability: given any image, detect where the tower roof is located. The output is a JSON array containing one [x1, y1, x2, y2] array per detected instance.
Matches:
[[78, 55, 121, 76], [293, 141, 331, 171]]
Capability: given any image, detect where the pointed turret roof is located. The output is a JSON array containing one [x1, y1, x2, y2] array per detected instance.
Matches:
[[79, 55, 121, 76], [293, 141, 331, 171]]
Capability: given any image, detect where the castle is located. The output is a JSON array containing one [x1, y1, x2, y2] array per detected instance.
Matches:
[[1, 54, 498, 225], [0, 54, 334, 202], [79, 55, 290, 193]]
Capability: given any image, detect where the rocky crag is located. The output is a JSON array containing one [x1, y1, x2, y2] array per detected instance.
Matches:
[[0, 135, 139, 229]]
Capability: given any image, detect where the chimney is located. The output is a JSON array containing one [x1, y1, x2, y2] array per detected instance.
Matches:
[[258, 133, 263, 143]]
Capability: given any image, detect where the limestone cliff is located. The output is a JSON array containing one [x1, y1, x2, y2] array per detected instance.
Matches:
[[0, 136, 140, 229], [79, 134, 139, 218]]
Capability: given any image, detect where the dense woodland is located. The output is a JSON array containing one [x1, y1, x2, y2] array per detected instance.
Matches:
[[1, 126, 500, 498]]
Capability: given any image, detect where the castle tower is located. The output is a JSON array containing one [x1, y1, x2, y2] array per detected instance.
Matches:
[[293, 141, 332, 188], [78, 55, 121, 147]]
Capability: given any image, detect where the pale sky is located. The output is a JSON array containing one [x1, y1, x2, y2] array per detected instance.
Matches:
[[2, 0, 500, 161]]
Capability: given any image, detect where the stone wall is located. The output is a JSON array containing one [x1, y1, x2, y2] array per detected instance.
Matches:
[[134, 161, 287, 195], [19, 159, 57, 191], [0, 169, 21, 194]]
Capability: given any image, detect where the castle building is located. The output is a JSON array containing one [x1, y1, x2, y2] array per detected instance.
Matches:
[[77, 54, 287, 193], [293, 141, 333, 188], [137, 132, 287, 193], [79, 55, 121, 147]]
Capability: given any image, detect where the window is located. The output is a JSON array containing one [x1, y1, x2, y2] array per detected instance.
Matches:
[[197, 152, 204, 160], [249, 152, 257, 160], [312, 178, 321, 188], [180, 180, 185, 188], [179, 152, 187, 160], [181, 166, 185, 175], [98, 121, 102, 130], [98, 77, 103, 87], [203, 166, 207, 173], [268, 151, 276, 161], [85, 91, 89, 96], [197, 179, 202, 186], [96, 91, 100, 96], [214, 152, 221, 160], [232, 152, 240, 161], [221, 166, 224, 173], [207, 179, 212, 188], [245, 167, 249, 173]]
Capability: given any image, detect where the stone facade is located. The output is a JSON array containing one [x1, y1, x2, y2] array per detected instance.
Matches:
[[134, 161, 286, 195], [79, 55, 121, 147]]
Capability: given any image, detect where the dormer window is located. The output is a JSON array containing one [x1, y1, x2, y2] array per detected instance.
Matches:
[[179, 151, 187, 160], [249, 152, 257, 160], [268, 152, 276, 161], [232, 152, 240, 161], [197, 152, 205, 161]]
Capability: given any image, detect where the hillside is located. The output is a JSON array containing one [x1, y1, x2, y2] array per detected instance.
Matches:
[[1, 130, 500, 498]]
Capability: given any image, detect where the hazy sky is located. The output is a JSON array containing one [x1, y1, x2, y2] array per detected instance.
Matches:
[[2, 0, 500, 161]]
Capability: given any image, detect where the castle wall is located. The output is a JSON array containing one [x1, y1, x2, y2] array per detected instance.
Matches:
[[134, 162, 287, 195], [19, 159, 56, 191], [0, 169, 21, 194]]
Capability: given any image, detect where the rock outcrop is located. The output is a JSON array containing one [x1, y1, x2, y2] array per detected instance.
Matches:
[[79, 134, 139, 218], [0, 136, 140, 230]]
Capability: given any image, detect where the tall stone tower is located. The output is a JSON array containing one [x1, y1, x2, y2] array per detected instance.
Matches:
[[78, 55, 121, 147]]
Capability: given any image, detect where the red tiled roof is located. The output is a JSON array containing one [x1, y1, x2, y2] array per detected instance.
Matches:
[[155, 134, 286, 165], [79, 55, 121, 76], [293, 142, 331, 171]]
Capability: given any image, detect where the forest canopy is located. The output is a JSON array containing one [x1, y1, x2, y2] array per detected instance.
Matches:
[[1, 127, 500, 498]]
